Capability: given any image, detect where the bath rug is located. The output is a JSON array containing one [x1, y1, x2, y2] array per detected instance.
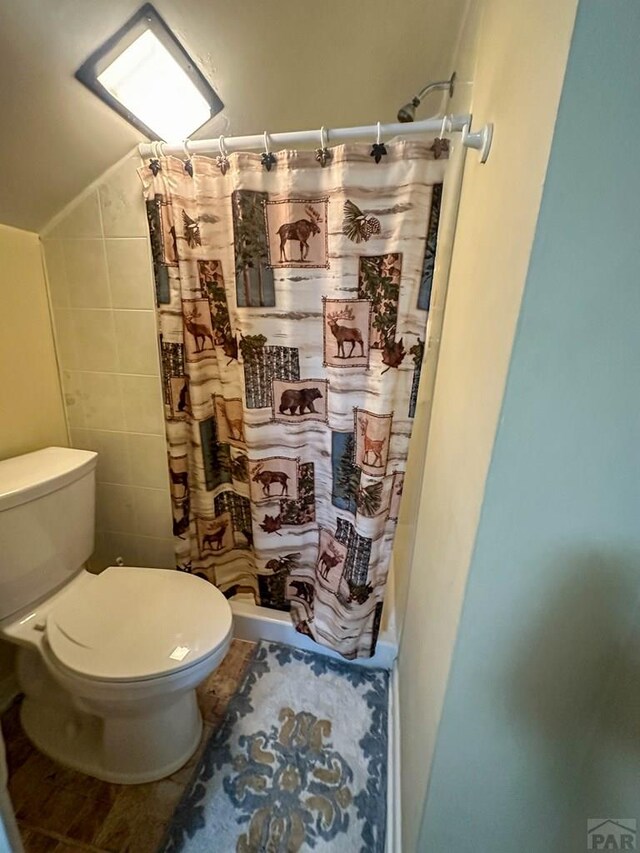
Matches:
[[161, 641, 389, 853]]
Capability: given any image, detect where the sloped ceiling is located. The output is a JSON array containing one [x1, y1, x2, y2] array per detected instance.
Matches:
[[0, 0, 467, 232]]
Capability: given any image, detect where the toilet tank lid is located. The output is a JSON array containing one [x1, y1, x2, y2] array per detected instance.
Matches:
[[0, 447, 97, 512]]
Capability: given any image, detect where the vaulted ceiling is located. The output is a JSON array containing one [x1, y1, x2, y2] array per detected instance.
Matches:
[[0, 0, 468, 231]]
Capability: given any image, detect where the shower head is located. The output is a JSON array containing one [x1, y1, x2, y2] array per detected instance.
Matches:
[[397, 73, 456, 123], [397, 98, 420, 123]]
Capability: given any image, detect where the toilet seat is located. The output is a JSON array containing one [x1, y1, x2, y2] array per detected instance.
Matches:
[[46, 566, 232, 683]]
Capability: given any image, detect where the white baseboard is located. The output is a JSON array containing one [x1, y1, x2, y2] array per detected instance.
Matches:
[[230, 600, 397, 670], [386, 663, 402, 852]]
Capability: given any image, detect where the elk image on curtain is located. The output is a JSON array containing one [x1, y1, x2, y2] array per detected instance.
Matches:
[[140, 141, 447, 659]]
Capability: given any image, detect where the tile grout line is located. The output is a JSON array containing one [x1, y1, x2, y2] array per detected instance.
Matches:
[[53, 307, 158, 313], [66, 368, 160, 379], [96, 194, 131, 443], [94, 530, 174, 539], [70, 427, 164, 436], [95, 481, 170, 493], [44, 236, 151, 242]]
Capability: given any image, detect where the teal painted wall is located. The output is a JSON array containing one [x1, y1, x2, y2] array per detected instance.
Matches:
[[419, 2, 640, 850]]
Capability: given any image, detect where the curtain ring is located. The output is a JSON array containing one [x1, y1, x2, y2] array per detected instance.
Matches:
[[370, 121, 387, 164], [152, 141, 166, 162], [431, 114, 450, 159], [182, 140, 194, 177], [217, 134, 230, 175], [315, 125, 331, 167], [148, 141, 162, 175], [261, 130, 276, 171]]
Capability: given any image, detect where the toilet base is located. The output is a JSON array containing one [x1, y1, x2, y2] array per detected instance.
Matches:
[[20, 689, 203, 785]]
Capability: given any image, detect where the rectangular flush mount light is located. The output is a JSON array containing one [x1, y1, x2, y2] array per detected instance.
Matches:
[[75, 3, 223, 142]]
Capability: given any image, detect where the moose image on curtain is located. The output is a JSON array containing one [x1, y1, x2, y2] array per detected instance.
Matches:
[[139, 142, 446, 660]]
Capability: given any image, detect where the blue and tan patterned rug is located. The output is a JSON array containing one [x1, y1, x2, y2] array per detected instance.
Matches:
[[162, 641, 389, 852]]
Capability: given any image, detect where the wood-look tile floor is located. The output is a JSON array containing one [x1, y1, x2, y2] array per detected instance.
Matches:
[[1, 639, 255, 853]]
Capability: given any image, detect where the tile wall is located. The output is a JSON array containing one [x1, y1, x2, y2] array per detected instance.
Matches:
[[42, 153, 175, 570]]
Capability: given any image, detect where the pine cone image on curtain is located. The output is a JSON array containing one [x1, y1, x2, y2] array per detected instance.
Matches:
[[342, 201, 381, 243]]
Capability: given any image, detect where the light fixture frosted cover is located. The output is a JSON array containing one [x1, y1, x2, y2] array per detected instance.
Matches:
[[75, 4, 223, 141], [97, 30, 210, 142]]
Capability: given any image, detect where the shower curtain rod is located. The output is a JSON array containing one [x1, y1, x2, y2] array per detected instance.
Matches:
[[138, 113, 494, 163]]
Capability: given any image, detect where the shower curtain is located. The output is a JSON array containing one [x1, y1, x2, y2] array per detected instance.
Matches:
[[140, 140, 447, 659]]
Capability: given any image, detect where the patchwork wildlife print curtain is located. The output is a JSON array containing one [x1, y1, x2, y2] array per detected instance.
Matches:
[[140, 141, 447, 659]]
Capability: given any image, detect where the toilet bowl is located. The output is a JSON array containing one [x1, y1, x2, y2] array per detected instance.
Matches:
[[2, 566, 232, 783], [0, 447, 234, 784]]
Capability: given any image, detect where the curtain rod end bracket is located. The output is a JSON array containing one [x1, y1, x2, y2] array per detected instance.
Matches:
[[461, 122, 493, 163]]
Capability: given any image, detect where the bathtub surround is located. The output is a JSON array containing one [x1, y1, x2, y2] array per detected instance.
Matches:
[[41, 154, 175, 571], [230, 598, 396, 670], [162, 640, 388, 852], [141, 144, 446, 660]]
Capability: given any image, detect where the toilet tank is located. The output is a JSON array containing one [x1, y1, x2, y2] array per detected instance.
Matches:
[[0, 447, 97, 623]]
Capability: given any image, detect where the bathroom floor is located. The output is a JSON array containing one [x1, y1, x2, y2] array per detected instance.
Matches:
[[2, 639, 255, 853]]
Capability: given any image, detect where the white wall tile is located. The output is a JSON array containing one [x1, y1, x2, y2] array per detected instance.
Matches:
[[71, 427, 132, 485], [92, 533, 176, 570], [53, 309, 77, 370], [43, 240, 69, 308], [63, 240, 110, 308], [96, 483, 137, 533], [88, 531, 110, 573], [47, 191, 102, 240], [42, 155, 174, 565], [121, 375, 164, 434], [71, 309, 119, 372], [114, 310, 159, 375], [135, 536, 176, 569], [61, 370, 85, 428], [106, 239, 155, 309], [128, 433, 169, 489], [99, 159, 148, 238], [93, 532, 141, 569], [80, 372, 125, 431], [133, 487, 173, 538]]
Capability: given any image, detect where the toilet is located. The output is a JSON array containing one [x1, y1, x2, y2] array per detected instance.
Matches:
[[0, 446, 233, 784]]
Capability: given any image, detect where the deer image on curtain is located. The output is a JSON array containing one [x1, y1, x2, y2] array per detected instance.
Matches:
[[140, 142, 447, 659]]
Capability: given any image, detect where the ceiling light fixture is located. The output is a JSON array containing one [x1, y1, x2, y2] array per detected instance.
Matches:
[[75, 3, 223, 142]]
